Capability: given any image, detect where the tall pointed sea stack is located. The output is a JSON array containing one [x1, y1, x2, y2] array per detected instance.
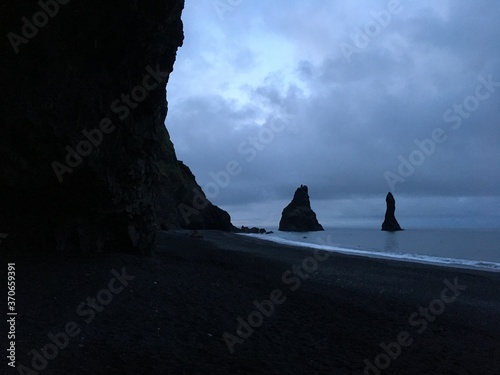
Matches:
[[381, 192, 403, 231], [279, 185, 324, 232]]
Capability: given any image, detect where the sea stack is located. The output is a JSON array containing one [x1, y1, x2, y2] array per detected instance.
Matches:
[[279, 185, 324, 232], [381, 192, 403, 231]]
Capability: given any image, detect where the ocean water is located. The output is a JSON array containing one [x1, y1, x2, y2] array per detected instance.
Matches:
[[241, 227, 500, 272]]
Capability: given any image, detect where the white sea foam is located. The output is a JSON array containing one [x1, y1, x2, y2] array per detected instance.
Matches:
[[239, 228, 500, 272]]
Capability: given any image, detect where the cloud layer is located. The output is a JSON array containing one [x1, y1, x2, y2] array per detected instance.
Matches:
[[166, 0, 500, 227]]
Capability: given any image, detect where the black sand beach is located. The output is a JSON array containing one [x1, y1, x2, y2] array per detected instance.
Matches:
[[3, 230, 500, 374]]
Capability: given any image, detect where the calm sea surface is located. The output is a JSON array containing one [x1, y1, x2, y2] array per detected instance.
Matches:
[[241, 227, 500, 272]]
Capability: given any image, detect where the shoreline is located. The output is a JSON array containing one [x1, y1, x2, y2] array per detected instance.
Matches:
[[237, 232, 500, 274], [2, 229, 500, 374]]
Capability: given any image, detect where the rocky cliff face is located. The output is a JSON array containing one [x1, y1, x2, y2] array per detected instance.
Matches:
[[279, 185, 324, 232], [381, 192, 403, 231], [0, 0, 231, 254]]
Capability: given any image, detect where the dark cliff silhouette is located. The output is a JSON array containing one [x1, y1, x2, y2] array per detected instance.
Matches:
[[381, 192, 403, 231], [0, 0, 232, 255], [279, 185, 324, 232]]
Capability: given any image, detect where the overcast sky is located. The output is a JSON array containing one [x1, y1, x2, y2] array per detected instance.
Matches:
[[166, 0, 500, 228]]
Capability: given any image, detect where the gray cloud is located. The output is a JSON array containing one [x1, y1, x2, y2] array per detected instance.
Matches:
[[166, 0, 500, 227]]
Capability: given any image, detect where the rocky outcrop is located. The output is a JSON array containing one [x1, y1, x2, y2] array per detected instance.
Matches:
[[238, 226, 267, 234], [381, 192, 403, 231], [0, 0, 231, 255], [279, 185, 324, 232], [172, 161, 233, 231]]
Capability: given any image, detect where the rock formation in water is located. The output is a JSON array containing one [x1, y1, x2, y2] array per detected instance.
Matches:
[[381, 192, 403, 231], [238, 226, 267, 234], [0, 0, 231, 255], [279, 185, 324, 232]]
